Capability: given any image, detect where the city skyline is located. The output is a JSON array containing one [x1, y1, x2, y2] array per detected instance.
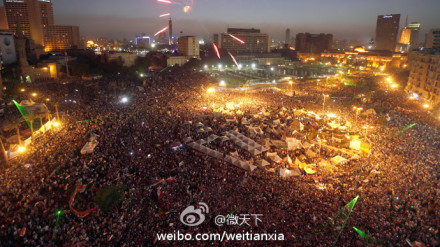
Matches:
[[0, 0, 437, 42]]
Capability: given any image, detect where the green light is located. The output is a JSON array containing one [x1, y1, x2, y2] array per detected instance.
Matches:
[[353, 227, 367, 238], [12, 100, 32, 127], [57, 210, 62, 216]]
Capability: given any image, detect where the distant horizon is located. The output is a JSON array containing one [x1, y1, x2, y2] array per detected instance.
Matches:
[[2, 0, 439, 43]]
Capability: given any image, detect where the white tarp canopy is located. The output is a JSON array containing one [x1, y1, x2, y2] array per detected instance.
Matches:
[[207, 134, 219, 143], [256, 159, 270, 167], [267, 152, 282, 163], [285, 137, 301, 150], [279, 168, 301, 178], [81, 140, 98, 155], [330, 155, 348, 165]]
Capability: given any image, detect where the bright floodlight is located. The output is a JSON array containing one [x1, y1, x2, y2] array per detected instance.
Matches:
[[204, 65, 208, 69], [121, 97, 129, 103], [238, 64, 243, 70], [207, 88, 215, 93], [270, 67, 274, 71], [251, 63, 256, 69], [219, 80, 226, 87], [423, 104, 429, 108], [18, 146, 26, 153], [218, 64, 223, 69]]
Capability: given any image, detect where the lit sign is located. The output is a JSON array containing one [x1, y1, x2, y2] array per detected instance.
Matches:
[[383, 15, 393, 18]]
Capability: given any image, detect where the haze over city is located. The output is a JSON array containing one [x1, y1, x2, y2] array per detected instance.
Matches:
[[39, 0, 440, 40]]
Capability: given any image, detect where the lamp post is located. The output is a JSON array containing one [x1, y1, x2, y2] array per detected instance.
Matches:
[[322, 94, 328, 112]]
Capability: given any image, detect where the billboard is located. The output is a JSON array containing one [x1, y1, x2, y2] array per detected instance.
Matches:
[[0, 31, 17, 65]]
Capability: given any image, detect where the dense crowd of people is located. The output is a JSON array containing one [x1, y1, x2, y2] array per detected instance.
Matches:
[[0, 68, 439, 246]]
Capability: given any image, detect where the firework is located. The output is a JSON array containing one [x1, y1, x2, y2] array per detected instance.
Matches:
[[228, 52, 239, 67], [154, 26, 169, 36], [159, 13, 171, 17], [183, 5, 192, 13], [213, 43, 221, 59], [226, 33, 245, 44]]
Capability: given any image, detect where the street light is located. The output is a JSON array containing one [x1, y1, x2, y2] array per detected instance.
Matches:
[[120, 97, 129, 103], [32, 93, 37, 97], [207, 88, 216, 93], [219, 80, 226, 87]]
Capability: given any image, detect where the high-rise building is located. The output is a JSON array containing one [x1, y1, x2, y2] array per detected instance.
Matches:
[[213, 28, 271, 54], [168, 17, 173, 45], [408, 22, 420, 47], [375, 14, 400, 51], [0, 6, 8, 30], [396, 27, 411, 52], [425, 29, 440, 51], [406, 52, 440, 106], [295, 33, 333, 53], [3, 0, 45, 46], [38, 0, 54, 28], [285, 28, 290, 46], [177, 36, 199, 57], [43, 25, 80, 52]]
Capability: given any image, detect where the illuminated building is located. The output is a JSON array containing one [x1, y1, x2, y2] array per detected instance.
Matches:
[[375, 14, 400, 51], [408, 22, 420, 48], [425, 29, 440, 51], [135, 35, 151, 48], [43, 25, 80, 52], [213, 28, 271, 54], [295, 33, 332, 54], [38, 0, 54, 28], [406, 52, 440, 106], [0, 6, 8, 29], [396, 27, 411, 52], [3, 0, 45, 46], [321, 49, 407, 70], [177, 36, 199, 57]]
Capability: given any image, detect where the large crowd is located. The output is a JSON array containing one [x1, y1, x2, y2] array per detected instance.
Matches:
[[0, 68, 439, 246]]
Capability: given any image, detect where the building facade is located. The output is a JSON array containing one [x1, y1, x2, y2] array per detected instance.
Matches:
[[177, 36, 199, 57], [0, 6, 8, 30], [425, 29, 440, 51], [406, 52, 440, 107], [3, 0, 45, 46], [38, 0, 54, 28], [295, 33, 332, 54], [213, 28, 270, 54], [43, 25, 80, 52], [375, 14, 400, 51], [408, 22, 420, 48]]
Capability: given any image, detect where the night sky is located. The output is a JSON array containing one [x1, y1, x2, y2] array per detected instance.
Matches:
[[7, 0, 440, 42]]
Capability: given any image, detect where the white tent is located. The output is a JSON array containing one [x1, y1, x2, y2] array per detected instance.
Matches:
[[184, 137, 193, 143], [286, 137, 301, 150], [220, 136, 230, 142], [207, 134, 219, 143], [279, 168, 301, 178], [256, 159, 270, 167], [330, 156, 348, 165], [196, 122, 204, 127]]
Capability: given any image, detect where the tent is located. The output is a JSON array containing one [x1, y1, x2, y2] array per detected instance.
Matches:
[[267, 152, 282, 163], [256, 159, 270, 167], [286, 137, 301, 150], [81, 140, 98, 155], [306, 149, 317, 158], [197, 128, 205, 133], [304, 164, 317, 174], [330, 155, 348, 165], [205, 127, 213, 133], [279, 168, 302, 178], [361, 108, 376, 116], [207, 134, 219, 143], [220, 136, 230, 142], [196, 139, 207, 145], [196, 122, 204, 127], [183, 137, 193, 143]]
